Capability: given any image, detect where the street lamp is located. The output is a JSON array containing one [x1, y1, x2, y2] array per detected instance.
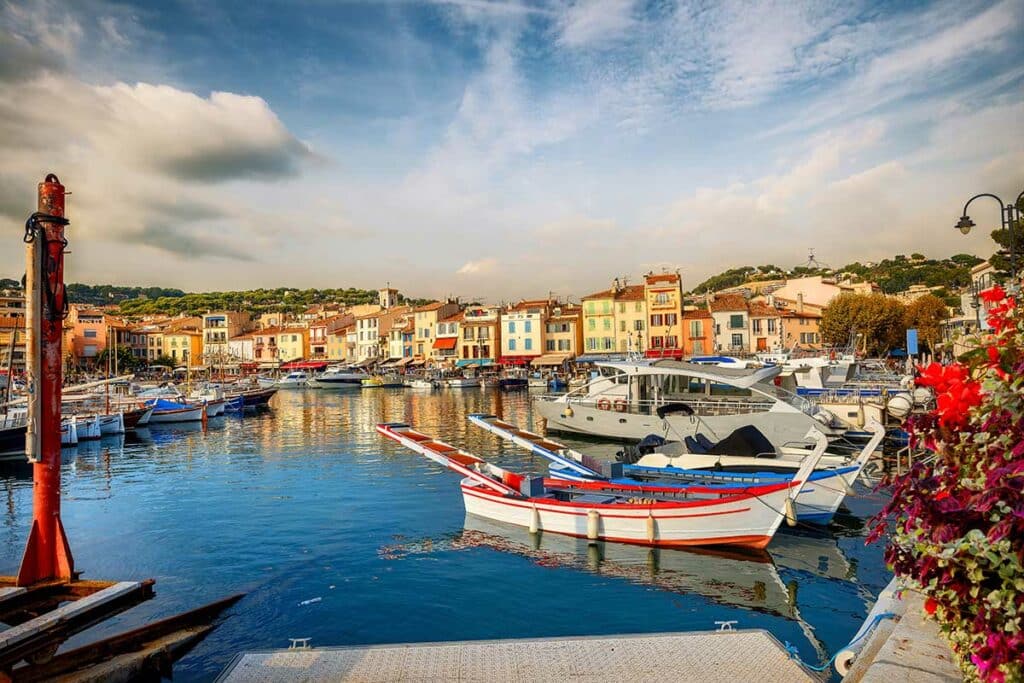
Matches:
[[956, 190, 1024, 278]]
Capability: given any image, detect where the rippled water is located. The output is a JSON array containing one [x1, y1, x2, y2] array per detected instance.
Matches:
[[0, 388, 892, 681]]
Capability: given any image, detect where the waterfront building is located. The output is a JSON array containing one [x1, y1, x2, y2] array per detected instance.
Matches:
[[644, 272, 684, 359], [413, 300, 460, 362], [227, 332, 255, 362], [0, 316, 26, 372], [386, 310, 414, 361], [748, 302, 784, 353], [581, 280, 648, 359], [162, 328, 203, 365], [710, 294, 750, 353], [542, 304, 583, 360], [432, 311, 461, 366], [500, 298, 554, 365], [64, 306, 108, 365], [256, 312, 285, 330], [769, 275, 874, 309], [581, 285, 616, 355], [781, 305, 824, 350], [276, 327, 310, 362], [682, 309, 714, 356], [0, 291, 25, 318], [308, 320, 328, 358], [201, 311, 252, 365], [945, 261, 997, 353], [458, 305, 500, 368], [325, 314, 355, 361]]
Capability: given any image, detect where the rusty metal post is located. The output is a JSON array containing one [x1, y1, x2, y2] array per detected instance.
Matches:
[[18, 174, 75, 586]]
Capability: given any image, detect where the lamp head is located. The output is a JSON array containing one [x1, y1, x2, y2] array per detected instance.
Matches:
[[956, 215, 975, 235]]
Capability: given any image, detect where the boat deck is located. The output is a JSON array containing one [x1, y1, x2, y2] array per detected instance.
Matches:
[[217, 630, 814, 682]]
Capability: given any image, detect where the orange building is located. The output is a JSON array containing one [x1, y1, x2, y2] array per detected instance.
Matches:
[[682, 309, 714, 356], [644, 272, 684, 359]]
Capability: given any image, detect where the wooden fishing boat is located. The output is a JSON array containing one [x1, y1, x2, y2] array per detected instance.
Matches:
[[122, 405, 154, 429], [98, 413, 126, 435], [0, 418, 26, 458], [468, 414, 883, 525], [376, 422, 824, 549], [147, 399, 205, 423], [225, 387, 277, 408]]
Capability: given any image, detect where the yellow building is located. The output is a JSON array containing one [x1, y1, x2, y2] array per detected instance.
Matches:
[[0, 316, 26, 372], [276, 327, 310, 362], [582, 281, 647, 356], [163, 329, 203, 366], [413, 301, 461, 361], [543, 304, 583, 357], [644, 272, 683, 358]]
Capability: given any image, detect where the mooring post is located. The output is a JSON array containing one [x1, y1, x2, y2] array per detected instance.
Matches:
[[17, 174, 75, 586]]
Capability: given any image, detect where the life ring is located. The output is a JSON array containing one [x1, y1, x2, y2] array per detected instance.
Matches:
[[613, 399, 628, 413], [597, 398, 612, 411]]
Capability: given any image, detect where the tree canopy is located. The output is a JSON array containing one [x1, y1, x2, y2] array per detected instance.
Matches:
[[904, 294, 949, 353], [820, 293, 909, 355]]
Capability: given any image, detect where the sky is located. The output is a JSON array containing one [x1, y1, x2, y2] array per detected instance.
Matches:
[[1, 0, 1022, 302]]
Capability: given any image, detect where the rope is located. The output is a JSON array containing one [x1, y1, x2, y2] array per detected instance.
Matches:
[[23, 211, 70, 321], [748, 488, 834, 533], [783, 611, 896, 672]]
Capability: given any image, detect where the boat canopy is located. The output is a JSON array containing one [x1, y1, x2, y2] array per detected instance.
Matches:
[[280, 360, 330, 370], [599, 359, 782, 389], [456, 358, 494, 367]]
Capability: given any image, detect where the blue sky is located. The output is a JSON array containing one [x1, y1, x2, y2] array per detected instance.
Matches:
[[1, 0, 1022, 300]]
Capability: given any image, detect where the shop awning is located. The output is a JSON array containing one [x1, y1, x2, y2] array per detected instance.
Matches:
[[432, 337, 458, 350], [379, 358, 403, 368], [280, 360, 330, 370], [456, 358, 494, 367], [394, 357, 415, 366], [351, 358, 375, 368], [530, 353, 571, 366], [408, 358, 425, 366], [499, 355, 535, 366]]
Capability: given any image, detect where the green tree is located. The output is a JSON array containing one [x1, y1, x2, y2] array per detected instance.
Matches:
[[904, 294, 949, 354], [150, 354, 177, 368], [988, 202, 1024, 277], [96, 346, 146, 373], [821, 293, 907, 355]]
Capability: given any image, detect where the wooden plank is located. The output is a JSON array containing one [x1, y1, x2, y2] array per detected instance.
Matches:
[[0, 583, 141, 651], [0, 589, 26, 608]]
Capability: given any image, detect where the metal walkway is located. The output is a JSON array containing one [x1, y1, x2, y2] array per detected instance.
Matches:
[[218, 630, 815, 682]]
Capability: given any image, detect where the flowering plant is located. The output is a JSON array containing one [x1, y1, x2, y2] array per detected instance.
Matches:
[[868, 285, 1024, 683]]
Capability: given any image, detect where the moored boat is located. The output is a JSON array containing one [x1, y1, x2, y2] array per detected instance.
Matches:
[[447, 375, 480, 388], [307, 365, 366, 389], [98, 412, 126, 435], [123, 405, 154, 429], [376, 421, 824, 549], [147, 399, 206, 423]]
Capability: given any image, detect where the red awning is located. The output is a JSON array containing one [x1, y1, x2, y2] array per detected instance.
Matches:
[[645, 349, 684, 359], [432, 337, 458, 350], [499, 355, 534, 366], [280, 360, 330, 370]]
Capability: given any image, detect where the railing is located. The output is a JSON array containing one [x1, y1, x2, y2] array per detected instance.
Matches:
[[537, 394, 776, 417]]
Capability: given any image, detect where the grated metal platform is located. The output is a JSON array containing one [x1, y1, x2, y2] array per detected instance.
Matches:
[[217, 630, 815, 682]]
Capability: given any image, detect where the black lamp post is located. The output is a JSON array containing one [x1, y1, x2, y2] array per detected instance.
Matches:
[[956, 190, 1024, 279]]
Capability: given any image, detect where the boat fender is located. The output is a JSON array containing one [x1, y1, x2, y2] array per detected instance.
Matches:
[[646, 513, 656, 542], [784, 498, 798, 527], [597, 398, 611, 411], [587, 510, 600, 542], [613, 399, 627, 413], [561, 406, 574, 418], [529, 505, 540, 534]]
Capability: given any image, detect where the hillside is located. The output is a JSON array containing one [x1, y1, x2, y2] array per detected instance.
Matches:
[[688, 253, 983, 298]]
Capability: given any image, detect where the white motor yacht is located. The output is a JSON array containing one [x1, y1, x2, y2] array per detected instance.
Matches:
[[274, 371, 310, 388], [307, 365, 366, 389], [534, 358, 845, 448]]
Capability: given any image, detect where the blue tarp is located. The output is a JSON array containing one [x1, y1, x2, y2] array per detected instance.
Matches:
[[148, 398, 191, 411], [456, 359, 494, 367]]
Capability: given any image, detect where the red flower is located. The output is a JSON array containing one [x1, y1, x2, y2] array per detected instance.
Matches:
[[979, 285, 1006, 304], [924, 597, 938, 615], [936, 490, 951, 501]]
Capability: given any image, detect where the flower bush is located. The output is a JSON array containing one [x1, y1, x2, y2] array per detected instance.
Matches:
[[868, 284, 1024, 683]]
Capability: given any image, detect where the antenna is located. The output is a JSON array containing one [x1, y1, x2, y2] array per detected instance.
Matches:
[[801, 248, 830, 271]]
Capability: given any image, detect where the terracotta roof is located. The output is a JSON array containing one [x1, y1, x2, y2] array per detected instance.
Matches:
[[747, 302, 781, 317], [645, 273, 680, 285], [439, 311, 464, 323], [616, 285, 646, 302], [682, 309, 713, 320], [414, 302, 445, 312], [709, 294, 749, 312], [582, 288, 615, 300], [782, 309, 822, 319]]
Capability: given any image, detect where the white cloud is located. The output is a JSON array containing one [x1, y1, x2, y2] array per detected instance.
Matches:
[[556, 0, 636, 48], [457, 258, 498, 275]]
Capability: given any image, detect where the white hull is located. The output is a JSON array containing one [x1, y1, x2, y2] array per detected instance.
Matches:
[[203, 399, 226, 417], [148, 405, 205, 423], [98, 413, 126, 435], [447, 378, 481, 388], [307, 377, 363, 389], [61, 419, 78, 445], [76, 415, 102, 440], [274, 379, 309, 388], [460, 479, 792, 549], [536, 399, 834, 446], [409, 379, 437, 389]]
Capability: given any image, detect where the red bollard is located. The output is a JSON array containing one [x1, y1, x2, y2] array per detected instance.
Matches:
[[18, 174, 75, 586]]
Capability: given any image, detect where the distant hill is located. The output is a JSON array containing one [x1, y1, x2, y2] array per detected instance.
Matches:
[[1, 279, 431, 316], [688, 253, 983, 299]]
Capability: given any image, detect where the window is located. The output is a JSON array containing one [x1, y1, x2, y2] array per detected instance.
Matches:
[[603, 319, 611, 330], [752, 319, 762, 333], [478, 328, 489, 339], [524, 338, 532, 351], [635, 302, 643, 312], [618, 302, 625, 314], [524, 320, 532, 333], [693, 340, 705, 354], [767, 319, 777, 333], [84, 329, 98, 338], [651, 336, 663, 348], [665, 313, 678, 326], [689, 320, 703, 337], [731, 333, 744, 348], [588, 318, 596, 330], [546, 340, 555, 351], [655, 292, 669, 305], [509, 339, 517, 351], [602, 337, 615, 350], [619, 320, 626, 332], [650, 314, 663, 326], [508, 321, 516, 334], [587, 338, 597, 350], [558, 339, 570, 351], [729, 314, 745, 329], [665, 335, 678, 348], [586, 301, 595, 314], [634, 320, 644, 331], [464, 328, 473, 339]]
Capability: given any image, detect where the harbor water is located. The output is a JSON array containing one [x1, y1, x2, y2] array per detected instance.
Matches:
[[0, 389, 892, 681]]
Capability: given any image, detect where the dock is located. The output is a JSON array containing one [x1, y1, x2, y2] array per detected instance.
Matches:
[[217, 630, 815, 682]]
